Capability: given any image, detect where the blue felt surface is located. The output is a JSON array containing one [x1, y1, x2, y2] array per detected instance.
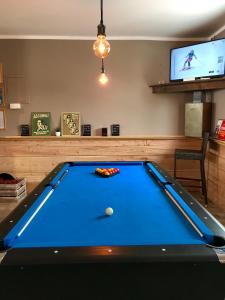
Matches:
[[4, 162, 213, 249]]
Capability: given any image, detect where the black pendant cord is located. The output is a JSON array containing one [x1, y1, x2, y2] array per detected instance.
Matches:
[[97, 0, 105, 36], [101, 59, 104, 73], [100, 0, 103, 24]]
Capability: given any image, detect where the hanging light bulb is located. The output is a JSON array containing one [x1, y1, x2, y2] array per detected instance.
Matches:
[[99, 72, 109, 85], [93, 0, 110, 59], [93, 35, 110, 59], [98, 59, 109, 85]]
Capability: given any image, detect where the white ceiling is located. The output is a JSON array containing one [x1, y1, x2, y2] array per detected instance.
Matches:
[[0, 0, 225, 40]]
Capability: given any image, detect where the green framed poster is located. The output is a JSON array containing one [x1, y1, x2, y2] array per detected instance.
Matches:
[[31, 112, 51, 136]]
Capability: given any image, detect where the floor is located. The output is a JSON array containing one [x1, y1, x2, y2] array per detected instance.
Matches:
[[0, 185, 225, 227], [192, 192, 225, 226]]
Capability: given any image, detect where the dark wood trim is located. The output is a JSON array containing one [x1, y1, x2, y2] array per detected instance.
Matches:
[[150, 78, 225, 93], [0, 135, 200, 141]]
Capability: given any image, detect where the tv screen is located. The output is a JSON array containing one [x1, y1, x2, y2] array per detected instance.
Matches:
[[170, 39, 225, 81]]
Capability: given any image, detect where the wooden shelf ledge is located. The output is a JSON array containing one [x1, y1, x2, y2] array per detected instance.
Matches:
[[150, 78, 225, 93], [0, 135, 200, 141]]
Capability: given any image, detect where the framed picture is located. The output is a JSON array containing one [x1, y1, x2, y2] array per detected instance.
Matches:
[[31, 112, 51, 136], [61, 112, 80, 136], [0, 109, 6, 130]]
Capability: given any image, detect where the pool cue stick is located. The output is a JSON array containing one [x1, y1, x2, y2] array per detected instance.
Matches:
[[147, 167, 204, 238], [52, 169, 69, 189], [0, 252, 6, 264], [17, 169, 69, 238], [164, 189, 204, 238]]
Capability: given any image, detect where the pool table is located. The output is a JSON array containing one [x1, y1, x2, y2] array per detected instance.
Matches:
[[0, 161, 225, 300]]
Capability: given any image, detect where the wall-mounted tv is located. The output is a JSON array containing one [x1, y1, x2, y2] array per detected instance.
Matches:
[[170, 39, 225, 81]]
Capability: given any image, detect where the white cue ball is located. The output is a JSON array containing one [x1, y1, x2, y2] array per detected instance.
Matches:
[[105, 207, 113, 216]]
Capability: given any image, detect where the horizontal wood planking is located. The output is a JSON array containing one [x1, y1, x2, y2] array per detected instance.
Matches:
[[207, 140, 225, 210], [0, 136, 201, 187], [0, 139, 201, 157], [0, 156, 200, 173]]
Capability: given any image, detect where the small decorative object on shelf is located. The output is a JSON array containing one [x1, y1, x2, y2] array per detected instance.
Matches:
[[102, 127, 108, 136], [31, 112, 51, 136], [55, 128, 61, 137], [20, 124, 29, 136], [215, 119, 225, 140], [61, 112, 80, 136], [82, 124, 91, 136], [111, 124, 120, 136]]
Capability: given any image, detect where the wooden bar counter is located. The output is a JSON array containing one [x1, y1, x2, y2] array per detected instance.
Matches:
[[207, 139, 225, 210], [0, 136, 201, 187]]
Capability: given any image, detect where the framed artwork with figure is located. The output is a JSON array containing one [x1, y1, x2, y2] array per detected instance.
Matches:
[[61, 112, 80, 136], [31, 112, 51, 136]]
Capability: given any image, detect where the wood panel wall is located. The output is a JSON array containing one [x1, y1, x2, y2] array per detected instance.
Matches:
[[207, 140, 225, 210], [0, 136, 201, 185]]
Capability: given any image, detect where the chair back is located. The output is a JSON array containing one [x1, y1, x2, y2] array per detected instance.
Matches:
[[201, 132, 209, 159]]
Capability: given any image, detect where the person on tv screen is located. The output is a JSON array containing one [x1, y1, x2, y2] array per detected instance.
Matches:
[[182, 49, 197, 70]]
